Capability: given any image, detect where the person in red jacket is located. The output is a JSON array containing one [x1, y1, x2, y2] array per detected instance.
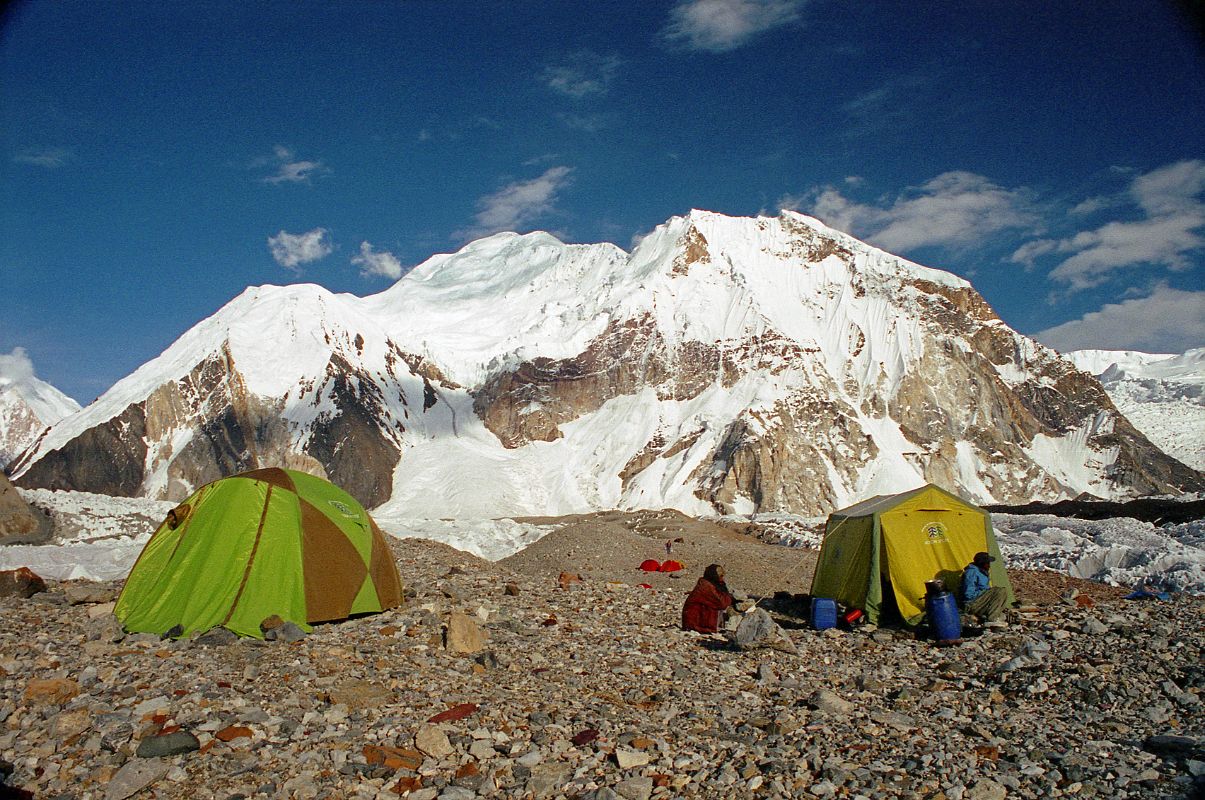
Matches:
[[682, 563, 734, 633]]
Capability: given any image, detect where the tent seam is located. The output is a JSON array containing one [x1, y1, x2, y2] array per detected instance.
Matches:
[[221, 483, 274, 628]]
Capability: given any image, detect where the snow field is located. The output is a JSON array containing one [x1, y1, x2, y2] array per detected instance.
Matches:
[[3, 488, 1201, 595]]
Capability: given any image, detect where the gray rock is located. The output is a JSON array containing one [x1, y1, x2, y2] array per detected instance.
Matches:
[[265, 621, 307, 642], [135, 730, 200, 758], [106, 758, 172, 800], [809, 689, 853, 715], [194, 626, 239, 646], [583, 789, 621, 800], [64, 583, 117, 604], [616, 775, 654, 800], [730, 609, 778, 650], [438, 787, 477, 800], [1081, 616, 1109, 635], [525, 762, 572, 797], [965, 778, 1007, 800]]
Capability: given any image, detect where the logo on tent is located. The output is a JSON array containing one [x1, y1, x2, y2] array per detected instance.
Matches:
[[922, 521, 948, 544], [327, 500, 360, 519]]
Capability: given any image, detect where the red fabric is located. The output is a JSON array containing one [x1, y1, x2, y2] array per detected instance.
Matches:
[[639, 559, 661, 572], [681, 577, 733, 633], [660, 560, 684, 572]]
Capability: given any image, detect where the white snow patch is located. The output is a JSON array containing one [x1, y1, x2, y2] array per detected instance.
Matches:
[[2, 488, 1201, 594], [993, 512, 1205, 594]]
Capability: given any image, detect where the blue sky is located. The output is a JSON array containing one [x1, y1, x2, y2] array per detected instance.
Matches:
[[2, 0, 1203, 403]]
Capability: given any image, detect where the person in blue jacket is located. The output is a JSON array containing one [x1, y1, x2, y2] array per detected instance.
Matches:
[[959, 551, 1009, 623]]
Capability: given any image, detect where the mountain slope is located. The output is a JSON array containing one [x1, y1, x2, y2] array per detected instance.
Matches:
[[1066, 348, 1205, 472], [0, 355, 81, 468], [12, 210, 1204, 513]]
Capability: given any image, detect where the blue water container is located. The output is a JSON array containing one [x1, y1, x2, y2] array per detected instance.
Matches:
[[810, 597, 837, 630], [926, 590, 962, 640]]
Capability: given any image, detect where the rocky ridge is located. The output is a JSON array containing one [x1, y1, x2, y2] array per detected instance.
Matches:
[[10, 211, 1204, 514], [0, 357, 80, 470], [0, 533, 1201, 800]]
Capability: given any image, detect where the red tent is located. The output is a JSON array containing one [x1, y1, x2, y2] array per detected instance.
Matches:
[[639, 559, 661, 572], [659, 560, 685, 572]]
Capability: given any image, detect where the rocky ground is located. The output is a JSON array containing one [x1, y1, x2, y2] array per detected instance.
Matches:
[[0, 514, 1202, 800]]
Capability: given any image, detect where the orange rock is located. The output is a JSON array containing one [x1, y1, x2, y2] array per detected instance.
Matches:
[[557, 572, 582, 590], [363, 745, 423, 771], [456, 762, 479, 778], [392, 776, 422, 793], [22, 678, 80, 706], [1075, 594, 1096, 607], [215, 725, 253, 742], [974, 744, 1000, 761], [427, 702, 478, 723], [380, 626, 399, 636]]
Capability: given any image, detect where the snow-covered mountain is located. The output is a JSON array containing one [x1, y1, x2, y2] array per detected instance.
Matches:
[[10, 210, 1204, 515], [1066, 348, 1205, 472], [0, 350, 81, 468]]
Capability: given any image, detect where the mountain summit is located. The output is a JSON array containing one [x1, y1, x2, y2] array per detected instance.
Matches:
[[0, 351, 80, 468], [11, 211, 1203, 515]]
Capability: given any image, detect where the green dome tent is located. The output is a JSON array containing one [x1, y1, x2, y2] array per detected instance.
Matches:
[[115, 468, 403, 638], [810, 484, 1013, 625]]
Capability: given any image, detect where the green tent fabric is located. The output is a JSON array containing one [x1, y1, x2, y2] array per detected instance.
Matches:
[[115, 468, 403, 638], [810, 484, 1013, 625]]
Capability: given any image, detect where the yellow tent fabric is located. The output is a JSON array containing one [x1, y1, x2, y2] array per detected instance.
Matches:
[[810, 484, 1013, 624]]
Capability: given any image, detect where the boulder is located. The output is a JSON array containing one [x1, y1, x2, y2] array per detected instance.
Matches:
[[105, 759, 172, 800], [22, 678, 80, 707], [0, 473, 51, 545], [0, 567, 46, 599], [265, 621, 307, 642], [445, 611, 487, 654], [729, 608, 796, 652], [414, 723, 454, 758], [63, 583, 117, 604], [135, 730, 200, 758]]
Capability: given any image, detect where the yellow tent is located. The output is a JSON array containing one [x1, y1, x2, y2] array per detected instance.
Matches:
[[810, 484, 1013, 624]]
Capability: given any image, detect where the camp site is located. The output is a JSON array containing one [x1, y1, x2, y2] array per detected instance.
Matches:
[[2, 3, 1204, 796], [2, 469, 1201, 799]]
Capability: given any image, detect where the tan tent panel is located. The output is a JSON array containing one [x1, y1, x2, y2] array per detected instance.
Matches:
[[810, 484, 1013, 624]]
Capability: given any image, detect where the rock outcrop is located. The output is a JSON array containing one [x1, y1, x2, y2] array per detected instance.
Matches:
[[0, 471, 51, 545], [10, 211, 1203, 514]]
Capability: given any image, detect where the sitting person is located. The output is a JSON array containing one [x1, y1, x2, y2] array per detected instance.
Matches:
[[959, 551, 1009, 623], [682, 563, 734, 633]]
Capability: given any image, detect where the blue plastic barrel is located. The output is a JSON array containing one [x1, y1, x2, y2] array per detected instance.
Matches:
[[926, 591, 962, 640], [810, 597, 837, 630]]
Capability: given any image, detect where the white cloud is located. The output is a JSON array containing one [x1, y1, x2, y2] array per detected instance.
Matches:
[[267, 228, 332, 270], [1017, 160, 1205, 290], [663, 0, 805, 52], [787, 171, 1038, 253], [13, 147, 71, 168], [258, 145, 327, 184], [458, 166, 574, 240], [541, 51, 621, 97], [0, 347, 35, 388], [351, 242, 404, 280], [1035, 285, 1205, 354]]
